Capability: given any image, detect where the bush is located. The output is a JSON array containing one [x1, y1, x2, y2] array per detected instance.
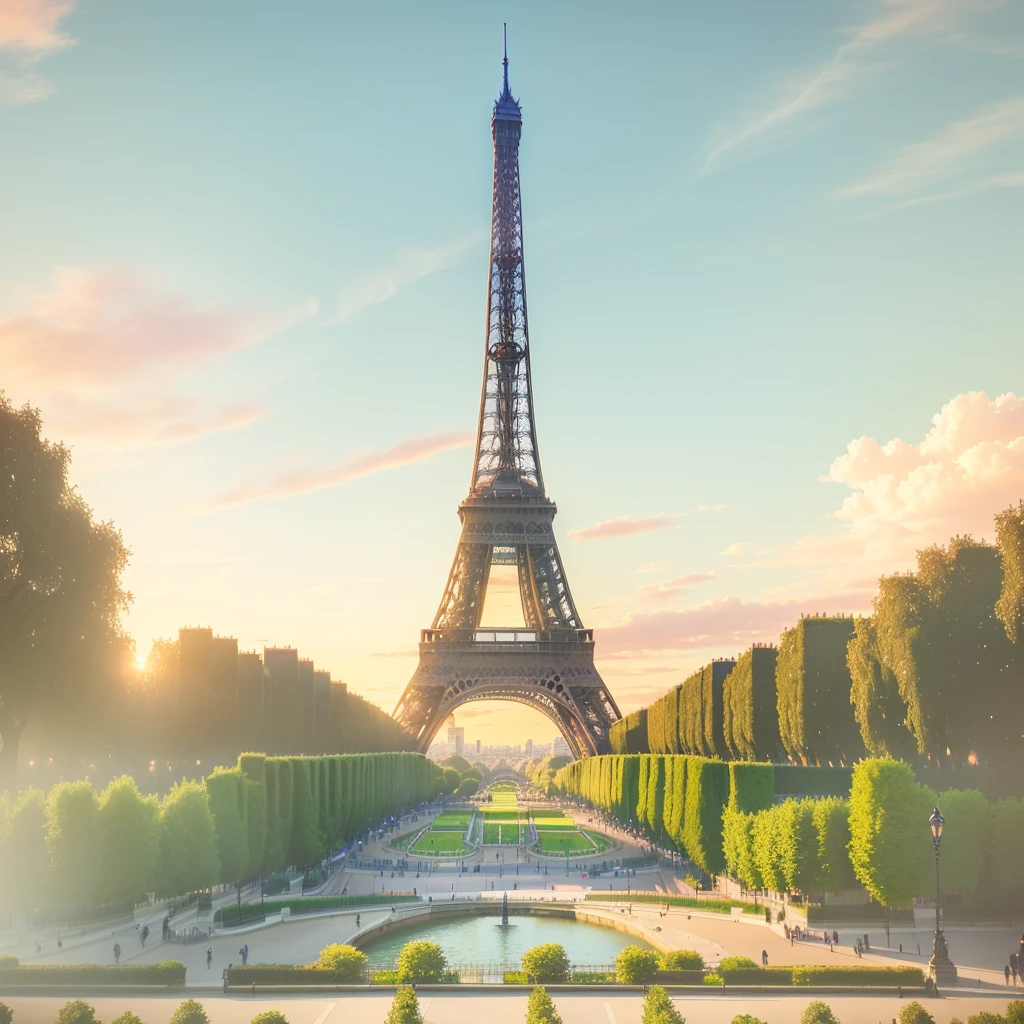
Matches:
[[967, 1015, 1004, 1024], [718, 957, 758, 972], [111, 1015, 145, 1024], [55, 1003, 98, 1024], [251, 1014, 289, 1024], [385, 987, 422, 1024], [1007, 1003, 1024, 1024], [899, 1004, 935, 1024], [314, 944, 367, 981], [263, 873, 290, 895], [168, 1001, 209, 1024], [790, 966, 925, 987], [521, 944, 570, 984], [732, 1017, 768, 1024], [396, 941, 446, 984], [615, 946, 660, 984], [659, 950, 704, 971], [526, 987, 563, 1024], [503, 971, 528, 984], [801, 1001, 840, 1024], [370, 970, 401, 984], [641, 985, 684, 1024], [716, 967, 794, 986], [0, 1005, 11, 1024], [0, 963, 186, 987], [0, 957, 18, 969]]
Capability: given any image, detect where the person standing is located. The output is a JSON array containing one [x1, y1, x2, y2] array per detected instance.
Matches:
[[1011, 954, 1020, 985], [113, 943, 121, 964], [761, 949, 768, 966], [207, 947, 213, 969], [243, 944, 248, 966], [1006, 964, 1012, 986]]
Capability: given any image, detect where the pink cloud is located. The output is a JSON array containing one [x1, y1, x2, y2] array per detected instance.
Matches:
[[634, 572, 716, 603], [568, 512, 685, 541], [596, 592, 873, 656], [214, 430, 474, 509], [0, 0, 75, 55]]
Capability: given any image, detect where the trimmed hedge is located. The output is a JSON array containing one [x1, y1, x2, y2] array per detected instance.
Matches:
[[728, 763, 774, 814], [226, 966, 368, 985], [790, 965, 925, 987], [586, 893, 745, 914], [773, 765, 853, 798], [215, 894, 418, 924], [0, 962, 185, 987], [656, 970, 706, 984]]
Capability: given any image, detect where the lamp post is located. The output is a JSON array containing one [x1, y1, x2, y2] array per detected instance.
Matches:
[[928, 805, 958, 985]]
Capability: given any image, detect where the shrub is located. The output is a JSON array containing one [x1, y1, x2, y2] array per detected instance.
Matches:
[[55, 1003, 98, 1024], [263, 873, 290, 895], [899, 1004, 935, 1024], [111, 1014, 144, 1024], [791, 966, 925, 987], [801, 1001, 840, 1024], [0, 963, 185, 987], [521, 944, 570, 984], [0, 1004, 12, 1024], [615, 946, 660, 984], [732, 1017, 768, 1024], [168, 1001, 209, 1024], [703, 974, 723, 985], [967, 1015, 1004, 1024], [314, 944, 367, 981], [526, 987, 563, 1024], [503, 971, 528, 984], [385, 987, 422, 1024], [718, 956, 758, 972], [0, 957, 18, 969], [1006, 1003, 1024, 1024], [716, 967, 794, 986], [251, 1014, 288, 1024], [641, 985, 684, 1024], [370, 970, 401, 984], [396, 941, 446, 984], [659, 950, 703, 971]]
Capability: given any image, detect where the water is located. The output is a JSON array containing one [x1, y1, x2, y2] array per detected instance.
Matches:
[[361, 912, 651, 967]]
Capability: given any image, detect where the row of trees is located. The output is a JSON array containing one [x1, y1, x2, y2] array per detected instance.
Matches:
[[525, 755, 571, 794], [554, 754, 1024, 906], [0, 751, 443, 918], [609, 502, 1024, 777]]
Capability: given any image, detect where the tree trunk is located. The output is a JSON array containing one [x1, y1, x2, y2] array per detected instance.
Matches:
[[0, 710, 26, 794]]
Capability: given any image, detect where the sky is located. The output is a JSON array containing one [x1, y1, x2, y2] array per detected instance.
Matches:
[[2, 0, 1024, 748]]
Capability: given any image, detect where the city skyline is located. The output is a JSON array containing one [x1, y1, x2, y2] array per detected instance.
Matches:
[[3, 1, 1024, 744]]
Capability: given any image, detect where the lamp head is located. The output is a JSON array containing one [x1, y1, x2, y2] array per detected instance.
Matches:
[[930, 806, 944, 839]]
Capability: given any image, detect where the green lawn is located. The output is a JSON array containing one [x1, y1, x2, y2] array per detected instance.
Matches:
[[482, 822, 525, 844], [531, 811, 575, 829], [583, 830, 615, 853], [432, 811, 471, 830], [483, 809, 521, 821], [536, 830, 597, 854], [409, 830, 472, 855]]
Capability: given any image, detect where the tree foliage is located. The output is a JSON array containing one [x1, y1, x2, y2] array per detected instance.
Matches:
[[615, 945, 660, 983], [396, 941, 446, 983], [154, 780, 221, 898], [723, 647, 779, 762], [995, 499, 1024, 642], [526, 986, 563, 1024], [641, 985, 685, 1024], [521, 943, 570, 984], [315, 943, 367, 980], [385, 988, 423, 1024], [46, 781, 101, 910], [96, 775, 158, 905]]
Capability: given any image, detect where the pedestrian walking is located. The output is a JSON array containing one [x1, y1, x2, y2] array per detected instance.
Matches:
[[1011, 954, 1019, 985], [113, 943, 121, 964], [833, 930, 839, 946], [243, 944, 248, 965], [207, 947, 213, 969], [1007, 965, 1012, 986], [761, 949, 768, 966]]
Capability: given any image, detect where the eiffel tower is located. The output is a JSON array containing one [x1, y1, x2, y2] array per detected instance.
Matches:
[[393, 35, 621, 758]]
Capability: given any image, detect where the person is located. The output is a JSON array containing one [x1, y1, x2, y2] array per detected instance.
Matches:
[[207, 947, 213, 969], [356, 914, 361, 927], [1007, 965, 1012, 986], [113, 942, 121, 964], [1012, 954, 1019, 985], [833, 930, 839, 946], [57, 936, 62, 949], [761, 949, 768, 966], [141, 925, 149, 947]]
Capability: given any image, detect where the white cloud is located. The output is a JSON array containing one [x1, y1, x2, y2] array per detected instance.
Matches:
[[568, 512, 686, 541], [722, 542, 751, 556], [888, 169, 1024, 207], [634, 562, 668, 574], [336, 229, 486, 322], [0, 0, 77, 106], [840, 95, 1024, 198]]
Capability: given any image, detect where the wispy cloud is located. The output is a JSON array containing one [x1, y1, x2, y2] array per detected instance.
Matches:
[[888, 169, 1024, 207], [0, 0, 77, 106], [568, 512, 686, 541], [839, 95, 1024, 199], [698, 503, 731, 512], [704, 0, 999, 170], [0, 266, 313, 449], [722, 542, 751, 556], [214, 429, 473, 509], [635, 572, 716, 603], [634, 562, 668, 575], [336, 229, 486, 322]]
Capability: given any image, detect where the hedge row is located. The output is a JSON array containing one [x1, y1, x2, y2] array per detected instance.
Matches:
[[0, 961, 186, 987], [226, 965, 366, 985], [586, 893, 745, 914], [215, 893, 419, 925]]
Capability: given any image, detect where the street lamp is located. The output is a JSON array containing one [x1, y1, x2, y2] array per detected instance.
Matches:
[[928, 806, 957, 985]]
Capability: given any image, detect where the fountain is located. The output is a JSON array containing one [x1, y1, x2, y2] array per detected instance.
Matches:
[[501, 891, 509, 927]]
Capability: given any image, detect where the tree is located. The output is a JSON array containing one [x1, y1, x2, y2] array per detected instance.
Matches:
[[251, 1014, 289, 1024], [0, 395, 132, 791], [441, 767, 461, 794], [46, 780, 101, 910], [641, 985, 684, 1024], [521, 943, 570, 984], [898, 1003, 935, 1024], [244, 779, 266, 879], [205, 769, 249, 886], [315, 943, 367, 980], [933, 788, 989, 898], [526, 986, 563, 1024], [55, 1002, 98, 1024], [800, 1003, 840, 1024], [111, 1014, 145, 1024], [168, 1001, 209, 1024], [659, 950, 704, 971], [615, 945, 660, 983], [396, 941, 446, 983], [154, 781, 220, 898], [847, 616, 912, 759], [848, 758, 932, 907], [385, 987, 423, 1024], [0, 1004, 11, 1024], [811, 798, 857, 893], [96, 775, 158, 905], [995, 499, 1024, 642], [455, 778, 479, 799], [6, 788, 47, 914], [986, 799, 1024, 903]]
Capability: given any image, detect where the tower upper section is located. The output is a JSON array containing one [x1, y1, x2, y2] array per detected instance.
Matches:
[[470, 34, 544, 501]]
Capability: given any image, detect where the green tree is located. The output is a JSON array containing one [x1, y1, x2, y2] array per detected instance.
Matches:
[[205, 769, 249, 886], [987, 799, 1024, 902], [396, 941, 446, 983], [168, 1001, 209, 1024], [800, 1002, 840, 1024], [455, 778, 479, 799], [731, 1017, 767, 1024], [641, 985, 684, 1024], [96, 775, 158, 905], [0, 1002, 12, 1024], [848, 758, 931, 906], [315, 943, 367, 980], [0, 395, 132, 791], [6, 788, 48, 914], [154, 781, 220, 899], [46, 780, 101, 910], [811, 798, 857, 893], [384, 988, 422, 1024], [659, 950, 704, 971], [995, 499, 1024, 642], [777, 799, 817, 894], [521, 943, 570, 984], [244, 779, 266, 879], [847, 615, 911, 758], [898, 1003, 935, 1024], [55, 1001, 98, 1024], [251, 1014, 288, 1024], [934, 789, 989, 898], [111, 1014, 145, 1024], [526, 986, 563, 1024], [441, 767, 461, 794], [615, 945, 660, 983]]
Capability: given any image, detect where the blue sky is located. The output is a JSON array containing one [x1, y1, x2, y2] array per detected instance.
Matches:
[[3, 0, 1024, 745]]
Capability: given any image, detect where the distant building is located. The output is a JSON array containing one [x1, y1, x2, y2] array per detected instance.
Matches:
[[525, 738, 533, 756], [298, 658, 315, 751], [476, 738, 481, 754], [313, 669, 331, 750], [447, 716, 465, 757], [552, 735, 570, 757], [264, 647, 301, 750], [237, 651, 268, 746], [209, 635, 239, 742]]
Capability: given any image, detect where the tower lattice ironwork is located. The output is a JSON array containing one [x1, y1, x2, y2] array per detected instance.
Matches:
[[393, 36, 621, 758]]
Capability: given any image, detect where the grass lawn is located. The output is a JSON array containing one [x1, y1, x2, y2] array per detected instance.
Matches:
[[432, 811, 471, 830], [482, 822, 525, 844], [536, 830, 597, 855], [483, 809, 521, 821], [583, 830, 615, 853], [531, 811, 575, 829], [409, 830, 472, 855]]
